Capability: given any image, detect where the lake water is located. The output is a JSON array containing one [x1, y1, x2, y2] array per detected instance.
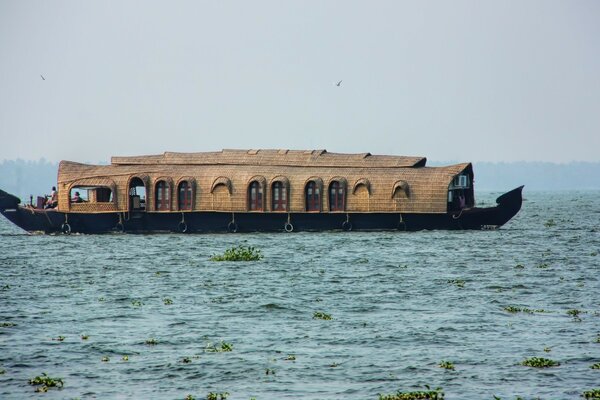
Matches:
[[0, 191, 599, 399]]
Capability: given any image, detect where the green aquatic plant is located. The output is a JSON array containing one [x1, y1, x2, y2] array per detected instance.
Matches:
[[582, 389, 600, 399], [145, 338, 159, 345], [567, 309, 584, 318], [163, 298, 173, 305], [313, 311, 332, 320], [81, 334, 89, 340], [182, 357, 192, 364], [595, 335, 600, 343], [184, 395, 195, 400], [265, 368, 275, 375], [204, 341, 233, 352], [536, 263, 550, 269], [447, 279, 465, 288], [378, 386, 444, 400], [520, 357, 560, 368], [0, 322, 17, 327], [591, 363, 600, 369], [101, 356, 110, 362], [0, 368, 5, 375], [122, 355, 129, 361], [438, 360, 455, 370], [284, 355, 296, 361], [28, 373, 64, 391], [210, 245, 263, 261], [544, 219, 556, 227], [131, 299, 144, 307], [503, 306, 549, 314], [543, 347, 552, 353], [206, 392, 229, 400]]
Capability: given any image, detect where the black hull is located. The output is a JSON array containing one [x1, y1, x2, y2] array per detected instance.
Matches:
[[0, 186, 523, 234]]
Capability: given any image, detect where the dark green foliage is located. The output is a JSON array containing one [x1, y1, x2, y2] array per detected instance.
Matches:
[[204, 341, 233, 352], [210, 245, 263, 261], [447, 279, 465, 288], [503, 306, 548, 314], [582, 389, 600, 399], [378, 387, 444, 399], [206, 392, 229, 400], [438, 361, 455, 370], [520, 357, 560, 368], [28, 373, 64, 391], [313, 311, 332, 320]]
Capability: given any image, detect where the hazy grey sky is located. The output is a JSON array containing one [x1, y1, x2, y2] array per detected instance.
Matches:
[[1, 0, 598, 163]]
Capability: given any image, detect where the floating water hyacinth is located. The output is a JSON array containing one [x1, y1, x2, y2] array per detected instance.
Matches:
[[582, 389, 600, 399], [447, 279, 465, 288], [378, 386, 444, 400], [28, 373, 64, 391], [206, 392, 229, 400], [313, 311, 332, 320], [204, 341, 233, 352], [503, 306, 549, 314], [210, 245, 263, 261], [438, 360, 455, 370], [520, 357, 560, 368]]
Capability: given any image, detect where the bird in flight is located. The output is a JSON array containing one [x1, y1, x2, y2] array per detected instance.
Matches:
[[40, 75, 45, 80], [336, 80, 342, 86]]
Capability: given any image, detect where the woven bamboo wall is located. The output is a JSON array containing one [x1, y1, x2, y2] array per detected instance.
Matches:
[[57, 151, 471, 214]]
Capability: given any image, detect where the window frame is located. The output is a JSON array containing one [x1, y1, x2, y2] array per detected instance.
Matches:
[[248, 180, 264, 211], [271, 181, 288, 211], [328, 180, 346, 211], [155, 180, 170, 211], [305, 180, 321, 212], [177, 180, 193, 211]]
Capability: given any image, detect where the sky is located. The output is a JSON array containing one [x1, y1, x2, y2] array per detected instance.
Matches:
[[0, 0, 599, 164]]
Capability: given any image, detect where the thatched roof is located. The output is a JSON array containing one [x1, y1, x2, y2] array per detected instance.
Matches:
[[111, 149, 427, 168]]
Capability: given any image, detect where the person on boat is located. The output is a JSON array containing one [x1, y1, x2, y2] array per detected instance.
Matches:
[[71, 191, 83, 203], [458, 192, 466, 209], [45, 186, 58, 209]]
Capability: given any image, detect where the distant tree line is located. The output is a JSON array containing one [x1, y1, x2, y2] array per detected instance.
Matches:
[[0, 159, 599, 203]]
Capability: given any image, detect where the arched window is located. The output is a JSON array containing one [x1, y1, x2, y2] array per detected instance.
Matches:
[[305, 181, 320, 212], [329, 180, 345, 211], [178, 181, 192, 210], [272, 181, 287, 211], [248, 181, 263, 211], [155, 180, 170, 211]]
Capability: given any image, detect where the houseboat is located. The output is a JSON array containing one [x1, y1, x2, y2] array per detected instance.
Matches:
[[0, 149, 523, 234]]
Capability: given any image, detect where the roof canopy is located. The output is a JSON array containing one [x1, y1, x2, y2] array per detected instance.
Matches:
[[111, 149, 427, 168]]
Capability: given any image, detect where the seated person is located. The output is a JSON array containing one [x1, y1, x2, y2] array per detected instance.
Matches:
[[71, 191, 83, 203], [45, 186, 58, 208]]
